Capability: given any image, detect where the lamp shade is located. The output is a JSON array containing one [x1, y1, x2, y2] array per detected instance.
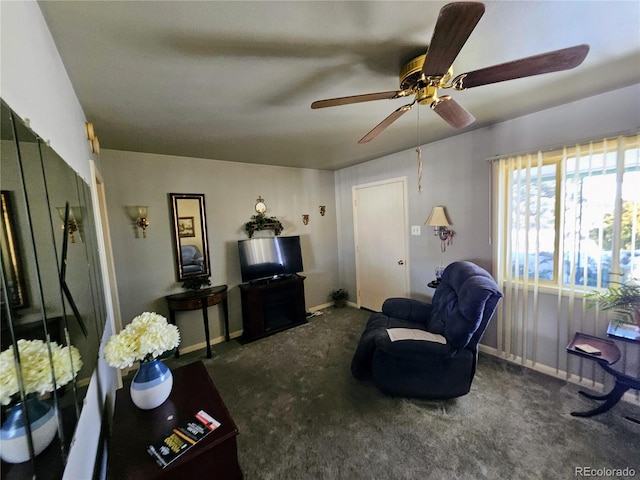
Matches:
[[70, 207, 82, 223], [136, 206, 148, 219], [56, 207, 67, 222], [425, 206, 450, 227], [56, 206, 81, 223]]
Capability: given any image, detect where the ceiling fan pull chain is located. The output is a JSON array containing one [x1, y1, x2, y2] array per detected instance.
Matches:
[[416, 147, 423, 193], [416, 106, 423, 192]]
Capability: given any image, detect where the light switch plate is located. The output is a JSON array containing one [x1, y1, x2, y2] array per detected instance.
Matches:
[[411, 225, 421, 235]]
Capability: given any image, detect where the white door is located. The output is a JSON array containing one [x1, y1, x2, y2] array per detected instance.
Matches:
[[353, 177, 409, 311]]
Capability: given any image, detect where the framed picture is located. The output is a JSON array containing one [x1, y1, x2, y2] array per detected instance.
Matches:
[[178, 217, 195, 237]]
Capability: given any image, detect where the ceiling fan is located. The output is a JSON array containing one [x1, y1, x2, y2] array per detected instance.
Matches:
[[311, 2, 589, 144]]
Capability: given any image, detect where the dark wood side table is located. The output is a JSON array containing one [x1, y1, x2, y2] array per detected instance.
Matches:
[[165, 285, 229, 359], [567, 331, 640, 418], [107, 361, 242, 480]]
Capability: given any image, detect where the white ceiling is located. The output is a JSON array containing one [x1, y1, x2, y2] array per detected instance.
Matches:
[[38, 1, 640, 170]]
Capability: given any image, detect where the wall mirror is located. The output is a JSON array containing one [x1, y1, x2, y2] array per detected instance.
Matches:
[[170, 193, 210, 282], [1, 99, 106, 475], [1, 190, 28, 309]]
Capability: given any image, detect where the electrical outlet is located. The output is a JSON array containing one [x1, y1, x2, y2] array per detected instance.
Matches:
[[411, 225, 421, 236]]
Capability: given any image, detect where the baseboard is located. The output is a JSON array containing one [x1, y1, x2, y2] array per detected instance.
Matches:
[[177, 329, 244, 356], [174, 303, 335, 355], [308, 301, 359, 310], [478, 344, 640, 407], [309, 302, 333, 311], [176, 303, 336, 357]]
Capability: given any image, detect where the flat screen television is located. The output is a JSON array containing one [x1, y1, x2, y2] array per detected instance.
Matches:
[[238, 235, 304, 283]]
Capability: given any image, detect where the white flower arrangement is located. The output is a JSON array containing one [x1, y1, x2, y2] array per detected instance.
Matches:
[[0, 339, 83, 406], [104, 312, 180, 369]]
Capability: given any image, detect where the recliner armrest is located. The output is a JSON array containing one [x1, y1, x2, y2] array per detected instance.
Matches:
[[381, 298, 432, 324]]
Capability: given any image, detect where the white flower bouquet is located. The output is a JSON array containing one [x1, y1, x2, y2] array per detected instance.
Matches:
[[0, 339, 83, 406], [104, 312, 180, 369]]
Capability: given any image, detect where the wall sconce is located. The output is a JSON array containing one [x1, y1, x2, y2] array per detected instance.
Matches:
[[136, 205, 149, 238], [319, 206, 326, 216], [425, 206, 455, 252], [302, 214, 309, 225], [56, 205, 83, 243]]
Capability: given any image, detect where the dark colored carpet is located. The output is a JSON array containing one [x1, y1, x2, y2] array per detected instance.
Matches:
[[166, 307, 639, 479]]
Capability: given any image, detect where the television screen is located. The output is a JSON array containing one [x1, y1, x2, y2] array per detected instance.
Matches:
[[238, 236, 304, 283]]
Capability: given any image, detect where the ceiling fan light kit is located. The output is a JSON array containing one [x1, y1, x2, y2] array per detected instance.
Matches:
[[311, 1, 589, 143]]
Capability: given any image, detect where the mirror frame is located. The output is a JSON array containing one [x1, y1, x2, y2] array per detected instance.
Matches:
[[1, 190, 28, 308], [170, 193, 211, 281]]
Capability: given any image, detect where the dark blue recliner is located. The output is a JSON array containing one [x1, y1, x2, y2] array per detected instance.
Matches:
[[351, 261, 503, 398], [181, 245, 205, 274]]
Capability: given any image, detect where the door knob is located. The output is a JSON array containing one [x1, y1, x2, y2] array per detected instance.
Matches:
[[398, 260, 404, 265]]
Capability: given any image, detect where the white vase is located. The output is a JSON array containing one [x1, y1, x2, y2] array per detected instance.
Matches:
[[130, 359, 173, 410], [0, 395, 58, 464]]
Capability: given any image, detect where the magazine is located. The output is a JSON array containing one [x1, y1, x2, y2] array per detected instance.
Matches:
[[147, 410, 221, 468]]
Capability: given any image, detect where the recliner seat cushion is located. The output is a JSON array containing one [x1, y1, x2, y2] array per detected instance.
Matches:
[[351, 313, 427, 379]]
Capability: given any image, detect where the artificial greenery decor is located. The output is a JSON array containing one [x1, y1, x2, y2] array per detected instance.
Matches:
[[586, 279, 640, 328], [244, 213, 283, 238], [330, 288, 349, 307]]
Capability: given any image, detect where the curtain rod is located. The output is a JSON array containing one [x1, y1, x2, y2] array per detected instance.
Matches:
[[485, 128, 639, 163]]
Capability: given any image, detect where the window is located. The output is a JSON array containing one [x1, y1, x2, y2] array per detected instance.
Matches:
[[495, 133, 639, 290]]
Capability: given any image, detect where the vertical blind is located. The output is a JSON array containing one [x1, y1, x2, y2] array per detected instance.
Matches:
[[491, 133, 639, 378]]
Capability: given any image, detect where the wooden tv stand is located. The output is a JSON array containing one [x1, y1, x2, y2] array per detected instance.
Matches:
[[239, 275, 307, 342]]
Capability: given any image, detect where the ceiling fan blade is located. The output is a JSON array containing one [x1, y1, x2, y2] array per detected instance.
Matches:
[[311, 90, 403, 109], [458, 44, 590, 89], [421, 2, 485, 77], [431, 96, 475, 129], [358, 103, 414, 144]]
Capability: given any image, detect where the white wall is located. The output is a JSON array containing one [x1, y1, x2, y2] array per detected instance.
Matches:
[[335, 83, 640, 351], [0, 2, 118, 478], [100, 150, 339, 351], [0, 1, 98, 182]]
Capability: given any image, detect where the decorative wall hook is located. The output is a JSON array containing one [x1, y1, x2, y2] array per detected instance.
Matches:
[[319, 206, 326, 216], [302, 214, 309, 225]]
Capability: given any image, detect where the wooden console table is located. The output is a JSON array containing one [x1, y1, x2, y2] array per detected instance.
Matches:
[[107, 361, 241, 480], [165, 285, 229, 359]]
